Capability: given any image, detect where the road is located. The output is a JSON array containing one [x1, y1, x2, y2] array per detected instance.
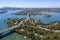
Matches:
[[0, 20, 25, 33], [37, 25, 60, 33], [0, 18, 60, 34]]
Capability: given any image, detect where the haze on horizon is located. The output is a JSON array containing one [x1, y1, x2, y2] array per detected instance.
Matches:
[[0, 0, 60, 8]]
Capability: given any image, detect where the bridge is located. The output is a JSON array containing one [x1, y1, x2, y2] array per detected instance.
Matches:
[[0, 20, 25, 34]]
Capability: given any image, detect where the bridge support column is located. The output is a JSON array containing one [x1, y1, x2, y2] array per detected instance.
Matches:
[[0, 33, 2, 39], [0, 33, 2, 35]]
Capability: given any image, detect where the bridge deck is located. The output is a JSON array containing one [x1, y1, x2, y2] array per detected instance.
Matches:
[[0, 20, 24, 34]]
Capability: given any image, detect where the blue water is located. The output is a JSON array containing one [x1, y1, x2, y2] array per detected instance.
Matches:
[[0, 10, 27, 36], [31, 12, 60, 23], [0, 10, 60, 36]]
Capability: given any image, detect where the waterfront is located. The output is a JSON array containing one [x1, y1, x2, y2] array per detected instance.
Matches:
[[0, 9, 60, 39], [0, 10, 60, 32]]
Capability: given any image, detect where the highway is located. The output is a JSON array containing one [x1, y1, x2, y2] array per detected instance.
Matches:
[[0, 20, 24, 33]]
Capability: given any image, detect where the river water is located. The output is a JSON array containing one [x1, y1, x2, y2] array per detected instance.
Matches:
[[0, 10, 60, 36]]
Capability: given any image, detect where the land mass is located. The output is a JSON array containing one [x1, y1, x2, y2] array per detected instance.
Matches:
[[5, 18, 60, 40]]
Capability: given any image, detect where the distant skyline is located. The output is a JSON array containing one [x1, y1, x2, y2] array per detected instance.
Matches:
[[0, 0, 60, 8]]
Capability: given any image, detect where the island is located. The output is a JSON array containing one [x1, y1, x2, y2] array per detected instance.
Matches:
[[12, 9, 51, 18]]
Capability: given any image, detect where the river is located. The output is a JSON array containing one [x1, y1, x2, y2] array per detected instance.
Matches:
[[0, 10, 60, 37]]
